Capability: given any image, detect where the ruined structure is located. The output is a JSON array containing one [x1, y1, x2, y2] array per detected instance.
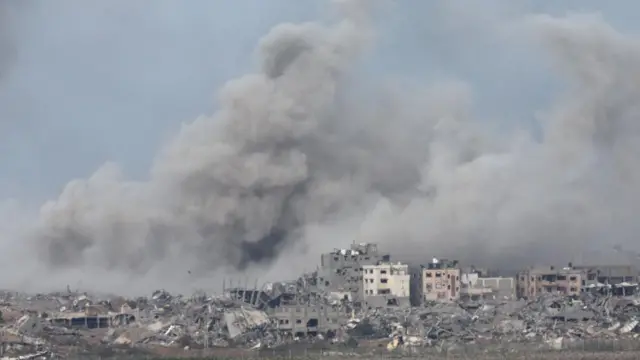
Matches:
[[317, 243, 390, 304], [362, 262, 410, 308], [416, 258, 460, 304], [268, 303, 342, 338], [460, 269, 515, 300], [517, 266, 582, 298]]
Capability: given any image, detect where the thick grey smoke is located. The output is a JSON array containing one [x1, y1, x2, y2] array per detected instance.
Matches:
[[22, 4, 640, 292]]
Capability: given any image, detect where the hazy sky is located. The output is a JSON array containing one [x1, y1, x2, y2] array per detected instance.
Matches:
[[0, 0, 636, 203]]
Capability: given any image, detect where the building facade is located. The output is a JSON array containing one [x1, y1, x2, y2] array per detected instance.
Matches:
[[460, 271, 515, 300], [573, 264, 638, 286], [573, 264, 638, 295], [517, 266, 582, 298], [268, 303, 342, 338], [362, 262, 410, 307], [418, 258, 460, 303], [317, 243, 390, 303]]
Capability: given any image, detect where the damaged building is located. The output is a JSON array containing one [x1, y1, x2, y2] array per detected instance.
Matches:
[[574, 264, 639, 296], [362, 262, 410, 308], [317, 243, 391, 304], [268, 303, 342, 338], [460, 268, 515, 301], [517, 265, 582, 298], [415, 258, 460, 304]]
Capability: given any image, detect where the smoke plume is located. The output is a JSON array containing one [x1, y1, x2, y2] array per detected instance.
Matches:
[[17, 3, 640, 292]]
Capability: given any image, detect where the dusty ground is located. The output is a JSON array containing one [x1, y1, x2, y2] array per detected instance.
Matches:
[[55, 347, 640, 360]]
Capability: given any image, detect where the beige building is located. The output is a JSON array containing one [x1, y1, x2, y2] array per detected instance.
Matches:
[[362, 262, 410, 298], [517, 266, 582, 298], [419, 258, 460, 303]]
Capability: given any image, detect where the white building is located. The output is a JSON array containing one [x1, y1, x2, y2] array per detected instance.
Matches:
[[362, 262, 410, 299], [460, 272, 515, 300]]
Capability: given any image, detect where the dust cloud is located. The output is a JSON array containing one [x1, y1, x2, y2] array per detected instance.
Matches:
[[2, 2, 640, 294]]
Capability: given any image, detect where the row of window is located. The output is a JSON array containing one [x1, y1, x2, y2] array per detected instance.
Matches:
[[425, 284, 459, 291], [520, 275, 579, 282], [364, 278, 389, 284], [425, 272, 459, 280], [364, 289, 392, 295]]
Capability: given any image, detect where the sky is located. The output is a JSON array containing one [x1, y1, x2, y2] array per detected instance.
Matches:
[[1, 0, 636, 202], [1, 0, 640, 294]]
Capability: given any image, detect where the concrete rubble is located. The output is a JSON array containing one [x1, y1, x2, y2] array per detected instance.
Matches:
[[3, 277, 640, 358]]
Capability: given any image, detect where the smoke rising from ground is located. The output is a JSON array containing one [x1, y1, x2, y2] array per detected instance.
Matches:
[[5, 2, 640, 293]]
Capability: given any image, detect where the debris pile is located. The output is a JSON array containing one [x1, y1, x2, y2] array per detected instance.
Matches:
[[3, 281, 640, 357]]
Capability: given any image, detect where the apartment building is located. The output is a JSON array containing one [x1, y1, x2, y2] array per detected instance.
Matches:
[[362, 262, 411, 307], [317, 243, 390, 304], [418, 258, 460, 303], [573, 264, 638, 295], [460, 270, 515, 300], [517, 266, 582, 298]]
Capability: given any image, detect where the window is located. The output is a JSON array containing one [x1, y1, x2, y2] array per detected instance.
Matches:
[[296, 319, 302, 324], [426, 273, 433, 278], [381, 278, 388, 283], [447, 274, 451, 279], [435, 272, 442, 278], [380, 270, 388, 274], [426, 284, 432, 291], [447, 285, 451, 290], [570, 287, 577, 292], [569, 276, 577, 281]]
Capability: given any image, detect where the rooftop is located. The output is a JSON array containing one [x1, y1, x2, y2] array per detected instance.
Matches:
[[422, 258, 459, 270]]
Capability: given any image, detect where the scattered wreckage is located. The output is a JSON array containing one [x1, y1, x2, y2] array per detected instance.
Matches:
[[2, 275, 640, 358]]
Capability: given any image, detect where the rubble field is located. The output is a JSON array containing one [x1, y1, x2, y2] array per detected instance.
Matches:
[[3, 274, 640, 359]]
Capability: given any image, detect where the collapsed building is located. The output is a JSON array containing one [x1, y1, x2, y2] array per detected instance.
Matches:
[[4, 243, 640, 358], [460, 268, 516, 301]]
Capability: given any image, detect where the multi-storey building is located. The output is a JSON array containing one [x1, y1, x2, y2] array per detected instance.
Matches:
[[362, 262, 411, 307], [573, 264, 638, 295], [516, 266, 582, 298], [317, 243, 390, 304], [417, 258, 460, 303]]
